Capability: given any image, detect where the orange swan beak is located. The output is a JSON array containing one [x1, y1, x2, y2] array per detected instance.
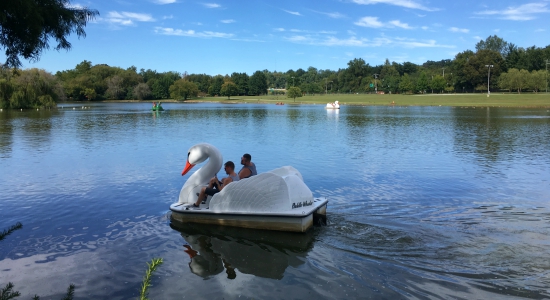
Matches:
[[182, 161, 195, 176]]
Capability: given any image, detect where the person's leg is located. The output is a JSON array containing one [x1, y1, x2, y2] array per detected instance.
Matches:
[[195, 186, 207, 206], [195, 187, 219, 206]]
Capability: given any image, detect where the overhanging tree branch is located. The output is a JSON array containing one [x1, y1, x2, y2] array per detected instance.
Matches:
[[0, 0, 99, 68]]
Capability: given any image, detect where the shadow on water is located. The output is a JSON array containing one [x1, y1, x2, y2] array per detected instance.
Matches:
[[169, 221, 316, 280]]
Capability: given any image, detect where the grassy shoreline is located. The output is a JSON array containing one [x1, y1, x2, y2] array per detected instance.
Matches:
[[101, 93, 550, 108]]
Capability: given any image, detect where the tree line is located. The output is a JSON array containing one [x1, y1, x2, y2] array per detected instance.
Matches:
[[1, 35, 549, 109]]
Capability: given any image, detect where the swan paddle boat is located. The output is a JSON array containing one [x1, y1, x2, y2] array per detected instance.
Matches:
[[170, 143, 328, 232], [151, 102, 164, 111], [326, 100, 340, 109]]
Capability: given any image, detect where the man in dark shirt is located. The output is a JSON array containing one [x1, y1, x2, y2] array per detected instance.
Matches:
[[238, 153, 257, 179]]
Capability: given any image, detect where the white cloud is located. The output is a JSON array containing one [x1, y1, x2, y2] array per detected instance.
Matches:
[[287, 29, 337, 34], [311, 10, 346, 19], [65, 3, 84, 9], [153, 0, 176, 4], [105, 11, 155, 26], [355, 16, 384, 28], [155, 27, 234, 38], [221, 19, 235, 23], [449, 27, 469, 33], [283, 9, 302, 16], [347, 30, 357, 35], [473, 35, 482, 40], [388, 20, 413, 29], [355, 17, 414, 29], [203, 3, 221, 8], [274, 28, 285, 32], [162, 15, 173, 20], [421, 26, 429, 30], [351, 0, 439, 11], [475, 2, 550, 20], [284, 33, 454, 49], [535, 28, 546, 32]]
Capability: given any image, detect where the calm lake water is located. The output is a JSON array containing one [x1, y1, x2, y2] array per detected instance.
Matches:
[[1, 102, 549, 299]]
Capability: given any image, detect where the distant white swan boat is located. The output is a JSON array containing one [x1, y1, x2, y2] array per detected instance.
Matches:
[[170, 143, 328, 232], [326, 100, 340, 109]]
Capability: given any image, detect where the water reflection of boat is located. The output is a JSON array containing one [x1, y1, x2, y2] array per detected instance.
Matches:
[[170, 222, 315, 280]]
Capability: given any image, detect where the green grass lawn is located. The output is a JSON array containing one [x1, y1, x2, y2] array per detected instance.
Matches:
[[195, 93, 550, 107]]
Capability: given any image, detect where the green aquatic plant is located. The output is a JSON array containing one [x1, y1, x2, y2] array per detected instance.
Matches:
[[0, 222, 22, 241], [0, 283, 21, 300], [139, 258, 164, 300]]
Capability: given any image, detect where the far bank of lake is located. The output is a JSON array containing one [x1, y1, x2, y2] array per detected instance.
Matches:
[[97, 93, 550, 108]]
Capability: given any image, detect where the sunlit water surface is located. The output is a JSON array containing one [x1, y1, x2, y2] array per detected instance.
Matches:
[[1, 102, 549, 299]]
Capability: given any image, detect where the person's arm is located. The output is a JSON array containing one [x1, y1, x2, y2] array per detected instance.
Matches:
[[218, 177, 233, 191], [238, 168, 251, 179]]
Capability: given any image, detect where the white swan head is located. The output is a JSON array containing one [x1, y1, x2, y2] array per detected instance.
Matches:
[[179, 143, 223, 204], [182, 143, 214, 176]]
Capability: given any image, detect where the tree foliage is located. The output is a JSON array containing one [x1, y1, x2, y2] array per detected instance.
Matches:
[[0, 68, 62, 109], [0, 34, 548, 109], [169, 79, 198, 100], [430, 75, 446, 93], [0, 0, 99, 68], [220, 81, 239, 99], [398, 73, 414, 94], [475, 35, 509, 57], [133, 83, 151, 100], [287, 86, 302, 101], [248, 71, 267, 96]]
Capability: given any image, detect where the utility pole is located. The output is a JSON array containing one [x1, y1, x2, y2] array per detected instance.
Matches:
[[442, 67, 445, 77], [485, 65, 493, 97], [373, 74, 379, 94]]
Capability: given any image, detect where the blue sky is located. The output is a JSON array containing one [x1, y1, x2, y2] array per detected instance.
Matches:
[[4, 0, 549, 75]]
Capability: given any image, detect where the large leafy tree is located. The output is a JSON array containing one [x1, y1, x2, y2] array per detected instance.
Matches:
[[416, 71, 429, 94], [287, 86, 302, 102], [529, 70, 547, 93], [460, 50, 505, 91], [430, 75, 446, 93], [398, 73, 414, 94], [475, 35, 509, 57], [248, 70, 267, 96], [0, 0, 99, 68], [230, 72, 249, 95], [133, 83, 151, 100], [341, 58, 370, 93], [208, 75, 224, 96], [1, 68, 62, 108], [170, 79, 198, 100], [220, 81, 239, 100]]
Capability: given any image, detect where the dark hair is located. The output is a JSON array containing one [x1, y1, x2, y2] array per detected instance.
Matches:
[[243, 153, 251, 162], [224, 161, 235, 170]]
